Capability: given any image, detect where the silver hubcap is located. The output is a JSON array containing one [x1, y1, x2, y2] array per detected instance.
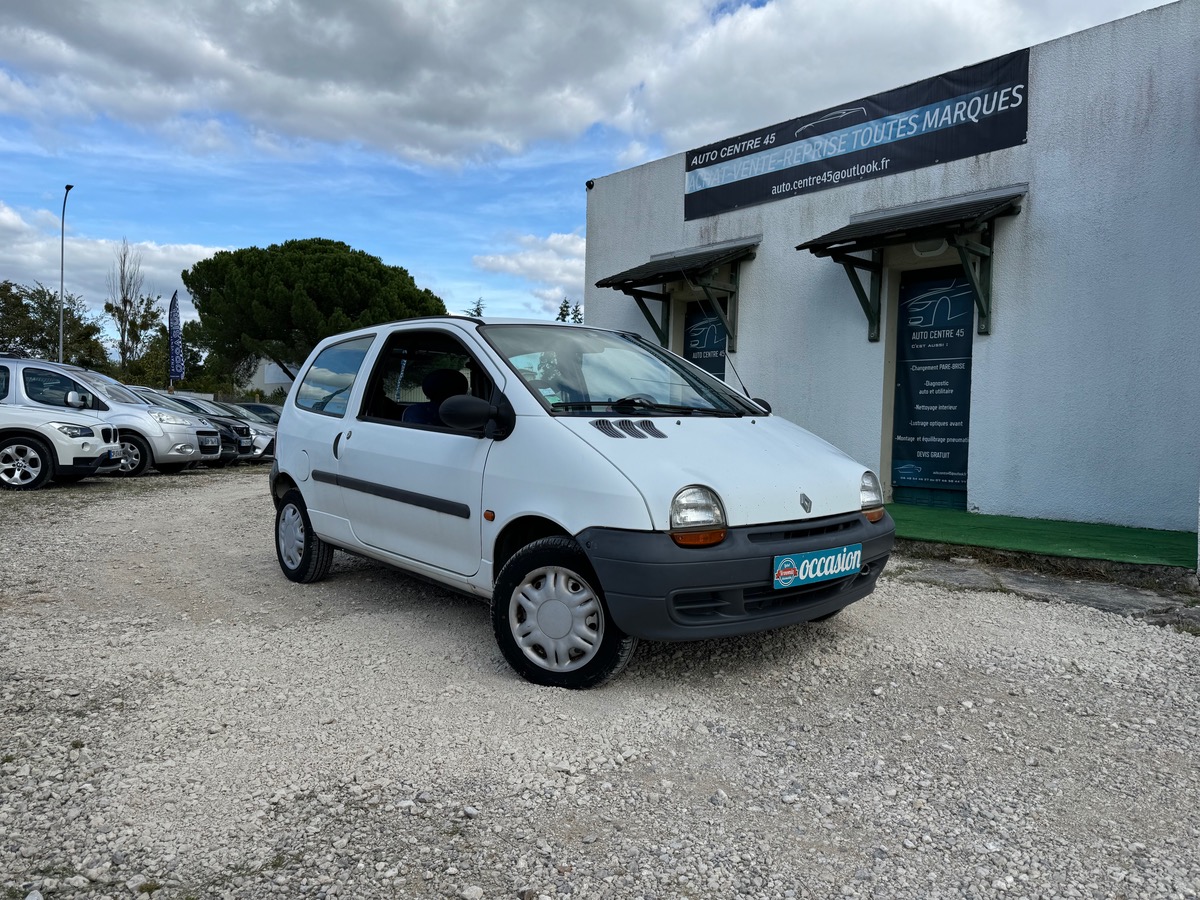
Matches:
[[119, 440, 141, 473], [277, 503, 306, 570], [0, 443, 44, 487], [509, 566, 603, 672]]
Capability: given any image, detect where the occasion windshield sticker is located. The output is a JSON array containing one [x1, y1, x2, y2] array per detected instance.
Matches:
[[773, 544, 863, 589]]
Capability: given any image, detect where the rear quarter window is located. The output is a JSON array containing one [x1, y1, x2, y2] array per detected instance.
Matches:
[[294, 336, 375, 417]]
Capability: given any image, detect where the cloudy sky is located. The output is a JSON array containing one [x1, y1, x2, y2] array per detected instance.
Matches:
[[0, 0, 1167, 332]]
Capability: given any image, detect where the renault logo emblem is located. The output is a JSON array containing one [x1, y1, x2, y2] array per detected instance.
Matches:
[[799, 492, 812, 514]]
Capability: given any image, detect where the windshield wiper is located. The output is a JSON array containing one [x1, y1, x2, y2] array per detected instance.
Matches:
[[550, 399, 742, 417]]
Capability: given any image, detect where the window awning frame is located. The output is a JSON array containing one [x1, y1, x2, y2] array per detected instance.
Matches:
[[797, 190, 1025, 340], [594, 237, 759, 351]]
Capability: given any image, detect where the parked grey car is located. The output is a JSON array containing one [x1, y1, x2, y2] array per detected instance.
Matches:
[[1, 358, 221, 475]]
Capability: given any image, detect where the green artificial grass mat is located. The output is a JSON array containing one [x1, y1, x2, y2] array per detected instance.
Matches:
[[887, 503, 1197, 569]]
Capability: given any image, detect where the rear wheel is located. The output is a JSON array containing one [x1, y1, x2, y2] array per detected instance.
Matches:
[[115, 433, 151, 477], [492, 537, 637, 689], [275, 489, 333, 583], [0, 436, 53, 491]]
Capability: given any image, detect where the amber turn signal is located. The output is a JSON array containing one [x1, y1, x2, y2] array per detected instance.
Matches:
[[671, 529, 727, 547], [864, 507, 886, 523]]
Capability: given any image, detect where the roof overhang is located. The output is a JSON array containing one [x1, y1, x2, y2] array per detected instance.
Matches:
[[595, 237, 759, 291], [797, 191, 1025, 257], [595, 237, 759, 350], [797, 188, 1026, 340]]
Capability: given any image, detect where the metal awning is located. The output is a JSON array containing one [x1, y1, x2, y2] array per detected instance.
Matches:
[[797, 192, 1024, 256], [796, 190, 1025, 340], [595, 238, 759, 350], [596, 238, 759, 290]]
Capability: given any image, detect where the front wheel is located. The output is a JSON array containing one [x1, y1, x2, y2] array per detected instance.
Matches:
[[275, 489, 333, 583], [115, 433, 151, 477], [492, 537, 637, 689], [0, 436, 53, 491]]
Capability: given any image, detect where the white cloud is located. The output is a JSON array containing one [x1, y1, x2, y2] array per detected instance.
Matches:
[[0, 0, 1167, 318], [0, 201, 219, 331], [473, 232, 587, 316], [4, 1, 1161, 167]]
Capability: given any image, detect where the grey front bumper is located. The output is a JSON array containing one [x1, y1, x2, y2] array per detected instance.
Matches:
[[578, 510, 894, 641]]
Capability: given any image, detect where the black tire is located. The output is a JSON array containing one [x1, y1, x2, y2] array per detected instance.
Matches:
[[275, 489, 334, 583], [115, 433, 151, 477], [0, 435, 54, 491], [156, 463, 188, 475], [492, 536, 637, 689]]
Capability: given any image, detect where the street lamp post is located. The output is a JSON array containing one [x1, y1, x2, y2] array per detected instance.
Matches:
[[58, 183, 74, 363]]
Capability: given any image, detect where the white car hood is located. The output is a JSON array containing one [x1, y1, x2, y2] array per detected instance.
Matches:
[[556, 414, 869, 529]]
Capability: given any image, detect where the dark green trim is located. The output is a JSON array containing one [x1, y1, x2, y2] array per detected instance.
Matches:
[[625, 288, 669, 347], [832, 249, 884, 341]]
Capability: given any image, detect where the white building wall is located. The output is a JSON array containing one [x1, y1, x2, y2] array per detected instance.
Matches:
[[584, 0, 1200, 531]]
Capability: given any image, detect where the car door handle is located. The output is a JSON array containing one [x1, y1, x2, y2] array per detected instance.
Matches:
[[333, 432, 343, 458]]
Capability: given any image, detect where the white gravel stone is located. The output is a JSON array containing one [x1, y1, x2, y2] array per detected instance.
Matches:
[[1, 466, 1199, 899]]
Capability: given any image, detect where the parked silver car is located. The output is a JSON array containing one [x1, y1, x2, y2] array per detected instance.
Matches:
[[1, 358, 220, 475]]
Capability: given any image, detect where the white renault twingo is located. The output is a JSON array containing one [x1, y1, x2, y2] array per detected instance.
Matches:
[[270, 317, 894, 688]]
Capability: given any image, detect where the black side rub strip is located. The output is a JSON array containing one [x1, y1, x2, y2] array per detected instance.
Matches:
[[311, 470, 471, 519]]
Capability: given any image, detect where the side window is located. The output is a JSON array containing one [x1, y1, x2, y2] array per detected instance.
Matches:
[[0, 365, 9, 400], [22, 367, 87, 408], [294, 336, 375, 417], [361, 330, 493, 430]]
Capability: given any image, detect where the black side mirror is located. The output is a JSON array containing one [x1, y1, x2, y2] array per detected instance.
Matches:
[[751, 397, 772, 414], [440, 394, 516, 440]]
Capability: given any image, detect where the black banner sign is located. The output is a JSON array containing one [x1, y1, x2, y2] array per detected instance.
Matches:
[[892, 269, 974, 490], [684, 49, 1029, 220]]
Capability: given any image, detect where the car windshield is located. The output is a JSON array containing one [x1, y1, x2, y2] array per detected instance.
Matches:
[[216, 401, 270, 424], [481, 324, 761, 417], [247, 405, 280, 424], [185, 396, 232, 416], [136, 391, 193, 413], [72, 370, 146, 406]]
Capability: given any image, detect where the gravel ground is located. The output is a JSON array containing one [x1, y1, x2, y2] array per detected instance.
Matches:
[[2, 466, 1199, 900]]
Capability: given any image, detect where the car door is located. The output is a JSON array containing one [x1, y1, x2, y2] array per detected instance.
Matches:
[[286, 333, 378, 536], [336, 327, 498, 577]]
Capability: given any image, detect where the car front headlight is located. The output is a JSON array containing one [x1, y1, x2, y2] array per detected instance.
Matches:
[[860, 471, 886, 522], [51, 422, 95, 438], [150, 410, 193, 427], [670, 485, 727, 547]]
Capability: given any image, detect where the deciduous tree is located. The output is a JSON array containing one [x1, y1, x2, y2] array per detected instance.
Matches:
[[0, 281, 107, 366], [104, 239, 163, 372]]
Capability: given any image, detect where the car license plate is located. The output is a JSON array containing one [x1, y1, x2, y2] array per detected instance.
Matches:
[[239, 439, 252, 449], [773, 543, 863, 589]]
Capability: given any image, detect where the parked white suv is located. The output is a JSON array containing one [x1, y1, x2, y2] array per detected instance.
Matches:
[[270, 318, 894, 688], [0, 358, 221, 475], [0, 364, 124, 490]]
